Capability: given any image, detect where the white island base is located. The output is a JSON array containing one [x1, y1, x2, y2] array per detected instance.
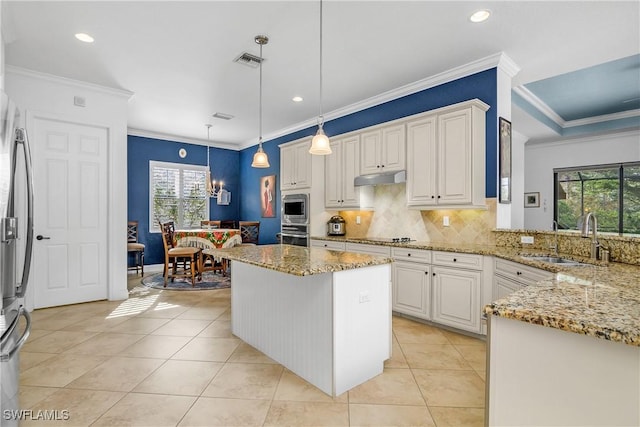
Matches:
[[487, 316, 640, 426], [231, 262, 391, 397]]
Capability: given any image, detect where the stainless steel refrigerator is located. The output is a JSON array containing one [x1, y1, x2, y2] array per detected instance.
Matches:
[[1, 90, 34, 425]]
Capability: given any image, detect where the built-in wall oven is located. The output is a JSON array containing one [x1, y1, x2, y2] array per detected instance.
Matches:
[[281, 193, 309, 247]]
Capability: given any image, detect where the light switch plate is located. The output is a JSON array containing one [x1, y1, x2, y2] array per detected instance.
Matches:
[[443, 216, 450, 227], [521, 236, 534, 244]]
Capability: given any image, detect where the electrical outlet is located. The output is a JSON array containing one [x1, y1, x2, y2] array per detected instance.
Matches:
[[521, 236, 534, 244], [443, 216, 450, 227], [359, 291, 370, 303], [356, 215, 361, 225]]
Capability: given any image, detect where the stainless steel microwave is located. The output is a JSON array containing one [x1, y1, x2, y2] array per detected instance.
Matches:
[[282, 193, 309, 224]]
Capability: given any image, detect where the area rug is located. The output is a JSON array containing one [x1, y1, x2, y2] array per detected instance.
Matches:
[[141, 271, 230, 291]]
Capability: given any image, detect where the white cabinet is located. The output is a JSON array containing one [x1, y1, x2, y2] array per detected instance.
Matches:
[[391, 247, 431, 318], [311, 239, 346, 251], [431, 251, 483, 333], [345, 242, 392, 256], [406, 99, 489, 209], [325, 135, 373, 209], [281, 141, 312, 190], [360, 123, 406, 175], [493, 258, 553, 299]]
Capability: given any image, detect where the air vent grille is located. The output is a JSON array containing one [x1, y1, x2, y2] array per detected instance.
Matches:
[[213, 112, 234, 120], [234, 52, 263, 68]]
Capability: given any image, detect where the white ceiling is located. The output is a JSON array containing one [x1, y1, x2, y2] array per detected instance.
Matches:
[[2, 1, 639, 149]]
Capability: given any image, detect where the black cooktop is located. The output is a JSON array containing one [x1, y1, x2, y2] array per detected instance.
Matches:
[[364, 237, 415, 244]]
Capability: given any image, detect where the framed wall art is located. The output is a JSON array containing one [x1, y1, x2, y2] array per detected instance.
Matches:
[[524, 192, 540, 208], [499, 117, 512, 204], [260, 174, 276, 218]]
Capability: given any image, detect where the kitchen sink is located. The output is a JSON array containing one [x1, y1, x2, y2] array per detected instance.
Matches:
[[520, 255, 591, 266]]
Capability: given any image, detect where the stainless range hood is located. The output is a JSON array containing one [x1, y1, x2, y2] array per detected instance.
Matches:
[[354, 170, 406, 186]]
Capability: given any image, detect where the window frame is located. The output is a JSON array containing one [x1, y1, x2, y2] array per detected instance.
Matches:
[[148, 160, 209, 233]]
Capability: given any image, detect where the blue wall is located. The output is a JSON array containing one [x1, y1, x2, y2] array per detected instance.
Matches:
[[127, 135, 240, 265], [239, 68, 498, 220]]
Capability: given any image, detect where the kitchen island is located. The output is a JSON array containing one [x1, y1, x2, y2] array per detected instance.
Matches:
[[220, 244, 393, 396]]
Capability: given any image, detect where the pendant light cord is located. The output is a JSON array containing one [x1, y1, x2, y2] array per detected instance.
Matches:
[[259, 42, 264, 147], [318, 0, 324, 127]]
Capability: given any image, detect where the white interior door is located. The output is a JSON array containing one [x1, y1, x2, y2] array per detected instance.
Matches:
[[30, 116, 108, 308]]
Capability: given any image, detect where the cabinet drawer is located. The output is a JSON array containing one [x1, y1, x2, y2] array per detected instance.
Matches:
[[391, 247, 431, 263], [494, 258, 553, 286], [432, 251, 483, 270], [345, 242, 392, 256], [311, 240, 346, 251]]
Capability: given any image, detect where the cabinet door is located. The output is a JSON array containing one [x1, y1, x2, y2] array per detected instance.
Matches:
[[280, 145, 296, 190], [393, 261, 430, 318], [406, 116, 437, 206], [293, 143, 312, 189], [438, 108, 472, 204], [340, 135, 361, 207], [493, 275, 524, 300], [324, 140, 342, 208], [432, 266, 481, 333], [381, 124, 406, 172], [359, 129, 381, 175]]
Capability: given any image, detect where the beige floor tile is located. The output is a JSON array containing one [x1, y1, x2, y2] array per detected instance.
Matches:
[[29, 306, 68, 322], [349, 403, 435, 427], [197, 319, 232, 338], [455, 344, 487, 371], [108, 316, 171, 334], [385, 335, 409, 368], [106, 294, 168, 318], [30, 311, 96, 331], [393, 323, 450, 345], [202, 362, 283, 399], [428, 406, 485, 427], [20, 353, 107, 387], [264, 401, 349, 427], [475, 370, 486, 381], [26, 329, 53, 341], [20, 351, 57, 371], [171, 337, 240, 362], [67, 356, 164, 392], [93, 392, 196, 427], [118, 334, 192, 359], [441, 329, 487, 346], [178, 397, 270, 426], [227, 342, 278, 364], [61, 314, 134, 332], [18, 386, 61, 409], [136, 302, 190, 319], [402, 344, 472, 370], [22, 331, 99, 354], [176, 305, 228, 320], [150, 318, 212, 337], [348, 368, 425, 406], [217, 308, 232, 320], [62, 332, 145, 356], [413, 369, 485, 408], [20, 388, 126, 427], [273, 370, 348, 403], [133, 359, 223, 396]]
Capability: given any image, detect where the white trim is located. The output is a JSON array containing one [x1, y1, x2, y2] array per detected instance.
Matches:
[[525, 128, 640, 150], [127, 127, 238, 150], [6, 65, 133, 99]]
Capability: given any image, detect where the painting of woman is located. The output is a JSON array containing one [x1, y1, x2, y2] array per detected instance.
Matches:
[[261, 175, 276, 218]]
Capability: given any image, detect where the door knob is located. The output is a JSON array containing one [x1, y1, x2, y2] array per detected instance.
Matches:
[[36, 235, 50, 240]]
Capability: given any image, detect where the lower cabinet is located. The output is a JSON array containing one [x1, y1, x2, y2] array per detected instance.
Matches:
[[310, 239, 346, 251], [392, 247, 431, 318], [431, 265, 482, 333], [493, 258, 553, 299]]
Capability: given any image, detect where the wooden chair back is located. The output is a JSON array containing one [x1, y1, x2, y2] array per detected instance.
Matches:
[[127, 221, 140, 243], [159, 221, 176, 250], [201, 220, 221, 229], [239, 221, 260, 244]]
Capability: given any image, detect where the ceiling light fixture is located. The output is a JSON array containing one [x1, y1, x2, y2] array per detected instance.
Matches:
[[292, 96, 303, 103], [251, 35, 270, 168], [75, 33, 94, 43], [204, 124, 225, 199], [309, 0, 332, 155], [469, 9, 491, 23]]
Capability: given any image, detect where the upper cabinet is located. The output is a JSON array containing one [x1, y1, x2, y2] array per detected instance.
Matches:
[[406, 99, 489, 209], [325, 135, 373, 209], [281, 141, 312, 191], [360, 123, 406, 175]]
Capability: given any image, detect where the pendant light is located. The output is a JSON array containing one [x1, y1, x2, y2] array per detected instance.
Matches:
[[309, 0, 332, 155], [251, 35, 270, 168], [204, 124, 224, 198]]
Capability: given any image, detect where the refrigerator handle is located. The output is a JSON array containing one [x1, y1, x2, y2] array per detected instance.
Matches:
[[0, 306, 31, 361], [15, 128, 34, 299]]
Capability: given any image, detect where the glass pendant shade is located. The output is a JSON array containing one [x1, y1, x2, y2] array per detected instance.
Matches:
[[251, 145, 270, 168], [309, 126, 332, 155]]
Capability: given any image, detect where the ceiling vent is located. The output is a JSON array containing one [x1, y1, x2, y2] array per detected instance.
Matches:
[[233, 52, 263, 68], [212, 112, 234, 120]]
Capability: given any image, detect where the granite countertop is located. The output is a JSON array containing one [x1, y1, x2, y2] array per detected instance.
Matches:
[[217, 244, 393, 276], [312, 235, 640, 347]]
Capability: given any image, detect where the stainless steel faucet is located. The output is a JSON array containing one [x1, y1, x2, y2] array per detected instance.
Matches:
[[581, 212, 599, 259], [551, 220, 559, 255]]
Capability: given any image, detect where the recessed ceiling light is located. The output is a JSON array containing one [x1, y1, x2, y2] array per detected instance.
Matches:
[[75, 33, 94, 43], [292, 96, 303, 103], [469, 9, 491, 23]]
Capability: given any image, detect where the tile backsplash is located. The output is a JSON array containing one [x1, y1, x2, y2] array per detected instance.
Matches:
[[338, 184, 496, 245]]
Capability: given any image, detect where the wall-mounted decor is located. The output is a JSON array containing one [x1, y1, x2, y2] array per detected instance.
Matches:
[[178, 148, 187, 158], [524, 192, 540, 208], [260, 175, 276, 218], [499, 117, 512, 203]]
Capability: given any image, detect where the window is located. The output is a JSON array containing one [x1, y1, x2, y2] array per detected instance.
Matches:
[[554, 162, 640, 235], [149, 161, 208, 231]]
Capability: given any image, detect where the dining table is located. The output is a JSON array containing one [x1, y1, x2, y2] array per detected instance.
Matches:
[[174, 228, 242, 276]]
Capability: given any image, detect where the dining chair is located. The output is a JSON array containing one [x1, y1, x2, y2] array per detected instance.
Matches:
[[127, 221, 145, 275], [200, 220, 221, 229], [159, 221, 201, 286], [239, 221, 260, 245]]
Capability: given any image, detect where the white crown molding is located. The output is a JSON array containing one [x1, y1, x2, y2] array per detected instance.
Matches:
[[127, 127, 238, 150], [525, 127, 640, 149], [5, 65, 134, 99], [239, 52, 516, 150], [564, 109, 640, 127]]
